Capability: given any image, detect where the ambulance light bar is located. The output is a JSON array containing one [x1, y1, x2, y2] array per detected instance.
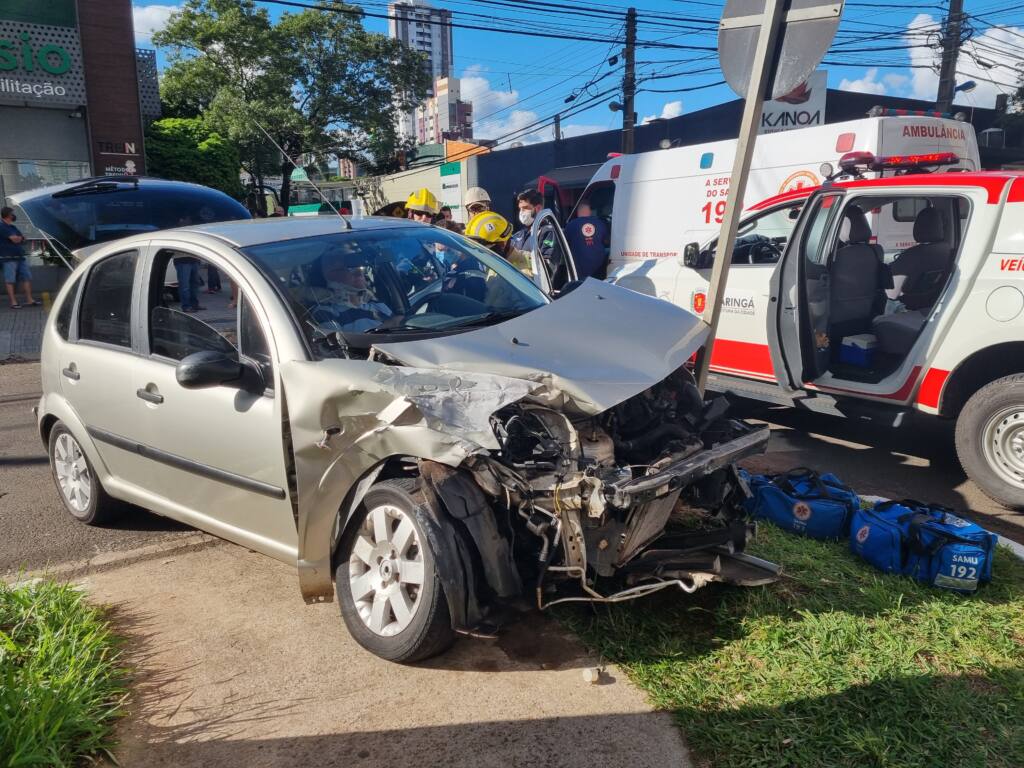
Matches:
[[836, 151, 960, 173], [867, 106, 967, 122]]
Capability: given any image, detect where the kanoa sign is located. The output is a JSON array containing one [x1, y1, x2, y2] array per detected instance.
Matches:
[[0, 19, 86, 108]]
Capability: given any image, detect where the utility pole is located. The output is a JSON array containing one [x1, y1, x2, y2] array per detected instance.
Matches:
[[935, 0, 964, 113], [554, 113, 562, 142], [622, 7, 637, 154]]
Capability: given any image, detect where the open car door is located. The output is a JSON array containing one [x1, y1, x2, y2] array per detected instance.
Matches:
[[529, 208, 578, 295], [767, 190, 844, 392], [537, 176, 564, 223]]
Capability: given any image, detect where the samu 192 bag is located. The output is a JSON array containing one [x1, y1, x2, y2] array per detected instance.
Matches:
[[851, 499, 997, 593], [741, 467, 860, 540]]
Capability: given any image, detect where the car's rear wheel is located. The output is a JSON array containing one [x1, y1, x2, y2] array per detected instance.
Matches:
[[48, 422, 123, 525], [956, 374, 1024, 510], [335, 478, 454, 663]]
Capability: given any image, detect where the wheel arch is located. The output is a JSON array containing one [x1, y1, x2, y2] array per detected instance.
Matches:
[[940, 343, 1024, 417], [326, 455, 519, 633]]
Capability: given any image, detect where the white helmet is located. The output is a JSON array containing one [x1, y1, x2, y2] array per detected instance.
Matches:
[[464, 186, 491, 207]]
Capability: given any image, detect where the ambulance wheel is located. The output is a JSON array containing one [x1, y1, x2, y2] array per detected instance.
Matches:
[[956, 374, 1024, 511]]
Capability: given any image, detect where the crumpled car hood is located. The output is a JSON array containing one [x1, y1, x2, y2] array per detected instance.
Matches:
[[376, 278, 708, 415]]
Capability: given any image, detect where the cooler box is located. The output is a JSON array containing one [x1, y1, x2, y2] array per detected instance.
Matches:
[[840, 334, 877, 367]]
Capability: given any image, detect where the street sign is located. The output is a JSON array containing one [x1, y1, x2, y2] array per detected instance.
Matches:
[[719, 0, 844, 100], [695, 0, 844, 392]]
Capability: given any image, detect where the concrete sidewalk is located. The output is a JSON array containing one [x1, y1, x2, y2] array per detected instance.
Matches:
[[0, 301, 46, 362], [81, 543, 691, 768]]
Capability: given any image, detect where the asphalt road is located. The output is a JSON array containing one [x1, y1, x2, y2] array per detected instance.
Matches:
[[2, 362, 1021, 576]]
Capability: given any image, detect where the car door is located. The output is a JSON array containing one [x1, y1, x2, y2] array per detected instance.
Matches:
[[529, 209, 578, 294], [694, 202, 805, 382], [128, 243, 297, 562], [768, 191, 845, 391], [58, 248, 152, 485]]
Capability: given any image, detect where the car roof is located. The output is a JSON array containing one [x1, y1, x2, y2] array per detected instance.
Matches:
[[176, 215, 426, 248], [8, 175, 225, 202]]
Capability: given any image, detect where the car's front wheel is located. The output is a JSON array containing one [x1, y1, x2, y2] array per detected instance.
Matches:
[[956, 374, 1024, 510], [48, 422, 123, 525], [335, 478, 455, 663]]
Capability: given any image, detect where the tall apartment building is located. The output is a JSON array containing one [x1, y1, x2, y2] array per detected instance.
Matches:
[[415, 76, 473, 145], [388, 0, 453, 140]]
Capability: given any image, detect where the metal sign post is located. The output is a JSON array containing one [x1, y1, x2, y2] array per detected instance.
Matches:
[[695, 0, 844, 393]]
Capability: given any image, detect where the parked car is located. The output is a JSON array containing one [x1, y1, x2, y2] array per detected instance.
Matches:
[[21, 190, 776, 662]]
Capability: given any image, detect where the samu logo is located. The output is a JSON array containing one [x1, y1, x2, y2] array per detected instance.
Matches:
[[856, 525, 871, 544], [793, 502, 812, 522]]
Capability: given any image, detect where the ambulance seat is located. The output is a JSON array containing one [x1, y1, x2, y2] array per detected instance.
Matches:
[[890, 207, 951, 311], [828, 206, 885, 339], [872, 309, 928, 355]]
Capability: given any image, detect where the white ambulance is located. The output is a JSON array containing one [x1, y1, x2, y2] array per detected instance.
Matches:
[[577, 114, 980, 279], [587, 153, 1024, 511]]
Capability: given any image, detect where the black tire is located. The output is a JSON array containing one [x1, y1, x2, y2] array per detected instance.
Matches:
[[955, 373, 1024, 510], [48, 421, 123, 525], [335, 478, 455, 663]]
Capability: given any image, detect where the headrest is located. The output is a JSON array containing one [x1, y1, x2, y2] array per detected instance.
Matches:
[[844, 206, 872, 244], [913, 206, 945, 243]]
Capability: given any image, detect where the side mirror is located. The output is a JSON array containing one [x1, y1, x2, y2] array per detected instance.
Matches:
[[683, 242, 701, 268], [555, 279, 584, 298], [176, 350, 244, 389]]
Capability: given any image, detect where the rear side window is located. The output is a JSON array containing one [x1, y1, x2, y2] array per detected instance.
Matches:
[[54, 276, 79, 340], [79, 252, 137, 348]]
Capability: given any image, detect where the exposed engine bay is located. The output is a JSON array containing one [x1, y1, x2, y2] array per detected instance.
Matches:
[[432, 366, 779, 615]]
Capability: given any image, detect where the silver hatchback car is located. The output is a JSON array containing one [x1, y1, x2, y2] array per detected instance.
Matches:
[[21, 181, 775, 662]]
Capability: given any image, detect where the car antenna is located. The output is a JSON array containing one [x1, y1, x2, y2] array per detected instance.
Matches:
[[253, 121, 351, 230]]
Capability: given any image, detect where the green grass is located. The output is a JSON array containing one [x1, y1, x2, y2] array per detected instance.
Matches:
[[562, 525, 1024, 768], [0, 579, 127, 768]]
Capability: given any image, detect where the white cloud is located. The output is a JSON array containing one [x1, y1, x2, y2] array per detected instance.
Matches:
[[905, 14, 1023, 107], [641, 100, 684, 124], [560, 123, 606, 139], [839, 67, 888, 95], [133, 3, 180, 44]]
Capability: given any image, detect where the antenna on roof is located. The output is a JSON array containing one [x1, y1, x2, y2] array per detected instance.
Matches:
[[253, 121, 351, 230]]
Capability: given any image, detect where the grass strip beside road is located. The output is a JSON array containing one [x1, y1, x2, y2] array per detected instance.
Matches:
[[564, 524, 1024, 768], [1, 579, 127, 768]]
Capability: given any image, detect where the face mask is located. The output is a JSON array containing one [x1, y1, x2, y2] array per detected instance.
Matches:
[[519, 210, 535, 227]]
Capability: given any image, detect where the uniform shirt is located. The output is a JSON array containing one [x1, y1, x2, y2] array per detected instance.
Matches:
[[0, 221, 25, 261], [564, 215, 609, 279]]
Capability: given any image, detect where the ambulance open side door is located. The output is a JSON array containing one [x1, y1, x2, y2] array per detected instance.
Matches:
[[766, 189, 845, 392]]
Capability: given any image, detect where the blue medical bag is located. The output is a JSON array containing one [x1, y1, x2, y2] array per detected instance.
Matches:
[[742, 468, 860, 540], [850, 499, 997, 593]]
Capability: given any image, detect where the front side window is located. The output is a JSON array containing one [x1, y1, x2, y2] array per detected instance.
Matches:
[[241, 227, 549, 359], [147, 250, 273, 386], [78, 251, 137, 348], [699, 203, 804, 266]]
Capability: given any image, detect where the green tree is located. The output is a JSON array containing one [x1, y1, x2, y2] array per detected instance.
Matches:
[[155, 0, 429, 212], [145, 117, 244, 198]]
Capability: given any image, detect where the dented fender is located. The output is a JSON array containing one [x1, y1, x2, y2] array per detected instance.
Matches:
[[279, 359, 536, 602]]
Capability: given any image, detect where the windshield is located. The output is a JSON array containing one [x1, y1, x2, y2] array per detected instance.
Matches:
[[240, 226, 549, 359], [12, 181, 250, 252]]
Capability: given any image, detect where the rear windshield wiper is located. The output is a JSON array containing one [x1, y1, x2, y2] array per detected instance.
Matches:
[[52, 177, 140, 198]]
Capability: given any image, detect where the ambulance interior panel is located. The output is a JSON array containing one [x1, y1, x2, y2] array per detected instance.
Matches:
[[803, 194, 967, 385]]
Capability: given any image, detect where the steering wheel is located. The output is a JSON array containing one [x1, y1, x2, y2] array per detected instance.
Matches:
[[751, 240, 783, 264]]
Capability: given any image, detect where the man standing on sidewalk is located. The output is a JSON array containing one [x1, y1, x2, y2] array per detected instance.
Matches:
[[0, 207, 40, 310]]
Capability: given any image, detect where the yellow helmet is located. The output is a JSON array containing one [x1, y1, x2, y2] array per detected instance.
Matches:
[[465, 211, 513, 245], [406, 188, 439, 215]]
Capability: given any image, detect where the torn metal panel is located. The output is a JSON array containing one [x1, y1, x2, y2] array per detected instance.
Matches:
[[279, 359, 537, 602], [376, 279, 710, 415]]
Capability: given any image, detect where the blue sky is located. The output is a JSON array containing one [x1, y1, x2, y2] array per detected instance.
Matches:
[[132, 1, 1023, 147]]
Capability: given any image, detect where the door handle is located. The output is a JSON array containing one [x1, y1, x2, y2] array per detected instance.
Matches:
[[136, 388, 164, 405], [61, 367, 80, 381]]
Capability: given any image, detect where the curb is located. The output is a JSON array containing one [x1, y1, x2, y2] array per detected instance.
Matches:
[[8, 532, 225, 585]]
